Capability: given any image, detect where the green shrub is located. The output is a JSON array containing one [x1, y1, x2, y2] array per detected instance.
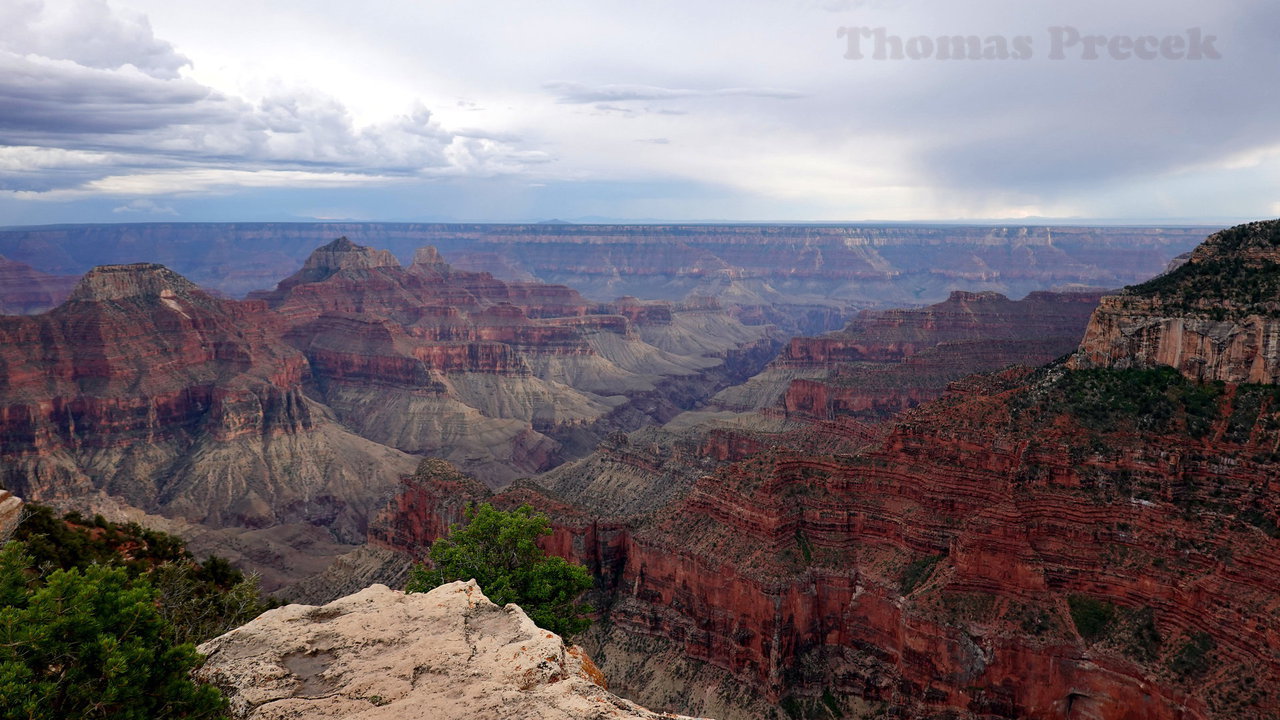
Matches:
[[1123, 607, 1162, 662], [1044, 367, 1223, 438], [11, 504, 273, 645], [900, 554, 943, 595], [1127, 222, 1280, 318], [1170, 632, 1216, 679], [406, 503, 593, 639], [0, 542, 228, 720], [1068, 594, 1117, 642]]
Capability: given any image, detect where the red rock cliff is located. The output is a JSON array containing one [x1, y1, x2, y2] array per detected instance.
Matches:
[[1071, 221, 1280, 384], [766, 290, 1104, 423], [0, 262, 414, 539]]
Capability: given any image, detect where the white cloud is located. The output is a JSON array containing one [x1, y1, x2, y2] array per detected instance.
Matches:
[[0, 145, 120, 171], [22, 168, 403, 199], [112, 197, 176, 215], [0, 0, 554, 202], [0, 0, 189, 79]]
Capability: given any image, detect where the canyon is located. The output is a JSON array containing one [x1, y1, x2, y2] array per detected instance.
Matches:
[[249, 237, 779, 485], [524, 289, 1105, 524], [0, 220, 1254, 718], [0, 238, 776, 588], [370, 221, 1280, 719]]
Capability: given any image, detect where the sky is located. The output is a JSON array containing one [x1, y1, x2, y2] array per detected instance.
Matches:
[[0, 0, 1277, 225]]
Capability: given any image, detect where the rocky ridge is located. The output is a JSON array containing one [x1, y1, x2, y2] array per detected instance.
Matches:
[[0, 489, 21, 539], [196, 580, 703, 720], [250, 238, 779, 485], [1072, 220, 1280, 383], [0, 222, 1210, 334]]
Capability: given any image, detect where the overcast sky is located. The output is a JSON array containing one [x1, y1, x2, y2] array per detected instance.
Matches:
[[0, 0, 1277, 224]]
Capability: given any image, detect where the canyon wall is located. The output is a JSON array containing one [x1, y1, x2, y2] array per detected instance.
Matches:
[[495, 370, 1279, 719], [0, 256, 77, 314], [0, 223, 1209, 334], [714, 289, 1103, 424], [0, 262, 416, 545]]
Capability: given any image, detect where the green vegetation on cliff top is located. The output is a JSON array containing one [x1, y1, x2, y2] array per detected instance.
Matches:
[[406, 503, 594, 639], [1031, 366, 1225, 438], [0, 505, 278, 720], [1126, 220, 1280, 318]]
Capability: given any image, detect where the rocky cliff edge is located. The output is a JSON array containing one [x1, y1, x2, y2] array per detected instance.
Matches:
[[196, 580, 704, 720], [1072, 219, 1280, 383]]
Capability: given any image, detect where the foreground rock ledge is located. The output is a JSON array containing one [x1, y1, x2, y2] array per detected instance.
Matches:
[[196, 580, 704, 720]]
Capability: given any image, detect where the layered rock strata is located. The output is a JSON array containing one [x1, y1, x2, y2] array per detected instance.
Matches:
[[0, 222, 1209, 334], [0, 256, 78, 314], [375, 222, 1280, 719], [252, 238, 779, 485], [715, 289, 1103, 424], [0, 262, 415, 544]]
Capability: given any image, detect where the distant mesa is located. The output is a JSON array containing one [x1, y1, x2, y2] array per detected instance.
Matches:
[[410, 245, 449, 271], [290, 236, 401, 284], [0, 223, 1210, 323], [67, 263, 204, 303]]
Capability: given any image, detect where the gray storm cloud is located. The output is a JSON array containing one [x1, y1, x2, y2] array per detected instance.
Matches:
[[0, 0, 1277, 222], [0, 0, 546, 193]]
